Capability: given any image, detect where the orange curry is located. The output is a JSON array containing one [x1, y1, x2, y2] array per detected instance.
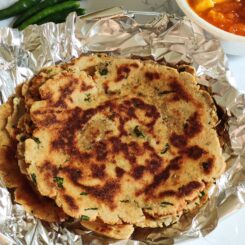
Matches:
[[188, 0, 245, 36]]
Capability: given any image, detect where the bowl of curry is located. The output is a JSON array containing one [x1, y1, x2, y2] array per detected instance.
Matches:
[[176, 0, 245, 55]]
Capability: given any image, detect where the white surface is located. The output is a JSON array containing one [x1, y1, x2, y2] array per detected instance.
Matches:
[[182, 208, 245, 245], [0, 0, 244, 244], [0, 0, 17, 8], [227, 55, 245, 93]]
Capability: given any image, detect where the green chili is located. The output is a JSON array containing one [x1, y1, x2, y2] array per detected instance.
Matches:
[[0, 0, 41, 21], [13, 0, 78, 28], [37, 8, 85, 25], [19, 1, 80, 30]]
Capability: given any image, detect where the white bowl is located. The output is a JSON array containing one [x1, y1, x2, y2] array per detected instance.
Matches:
[[176, 0, 245, 56]]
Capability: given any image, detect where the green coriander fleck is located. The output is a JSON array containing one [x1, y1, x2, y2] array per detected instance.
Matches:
[[143, 207, 152, 210], [178, 67, 186, 73], [20, 135, 27, 142], [53, 176, 64, 188], [99, 67, 108, 76], [158, 91, 175, 96], [161, 143, 169, 154], [108, 112, 116, 120], [120, 200, 130, 203], [80, 215, 90, 221], [31, 173, 36, 184], [199, 191, 205, 199], [160, 201, 173, 207], [84, 93, 91, 102], [63, 157, 70, 164], [32, 137, 41, 145], [133, 126, 145, 138]]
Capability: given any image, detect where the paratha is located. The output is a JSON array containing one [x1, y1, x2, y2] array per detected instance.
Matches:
[[81, 220, 134, 240], [0, 54, 226, 239], [24, 55, 225, 225], [0, 100, 66, 222]]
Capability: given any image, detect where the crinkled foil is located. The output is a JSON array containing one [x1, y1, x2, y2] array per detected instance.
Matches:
[[0, 5, 245, 245]]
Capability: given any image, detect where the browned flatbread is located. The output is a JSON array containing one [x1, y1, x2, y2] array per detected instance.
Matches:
[[23, 54, 225, 225], [81, 220, 134, 240], [0, 100, 66, 222], [0, 54, 226, 240]]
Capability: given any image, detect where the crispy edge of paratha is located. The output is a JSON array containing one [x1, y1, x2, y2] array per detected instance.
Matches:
[[81, 219, 134, 240], [0, 100, 67, 222]]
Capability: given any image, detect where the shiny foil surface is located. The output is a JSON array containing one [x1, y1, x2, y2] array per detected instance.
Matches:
[[0, 5, 244, 245]]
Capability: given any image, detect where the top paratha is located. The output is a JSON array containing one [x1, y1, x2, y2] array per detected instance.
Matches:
[[22, 54, 225, 225]]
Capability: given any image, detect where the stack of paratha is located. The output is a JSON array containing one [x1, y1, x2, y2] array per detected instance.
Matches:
[[0, 54, 225, 239]]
